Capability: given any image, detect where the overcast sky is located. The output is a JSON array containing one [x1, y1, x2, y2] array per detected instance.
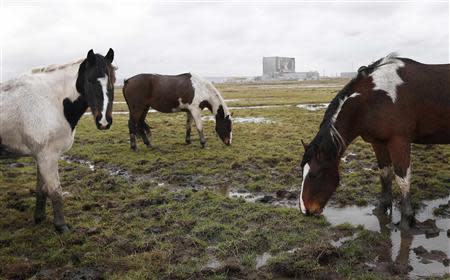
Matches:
[[1, 0, 449, 80]]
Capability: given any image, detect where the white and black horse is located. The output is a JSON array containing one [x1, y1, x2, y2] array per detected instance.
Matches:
[[0, 49, 116, 233], [122, 73, 232, 150]]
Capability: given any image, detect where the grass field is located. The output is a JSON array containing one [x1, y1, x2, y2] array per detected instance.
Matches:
[[1, 80, 449, 279]]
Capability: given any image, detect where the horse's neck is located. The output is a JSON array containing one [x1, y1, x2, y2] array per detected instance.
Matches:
[[209, 94, 229, 115], [35, 63, 81, 103], [34, 62, 88, 129], [333, 104, 360, 155]]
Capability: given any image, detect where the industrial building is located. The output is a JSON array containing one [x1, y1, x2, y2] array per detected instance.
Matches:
[[262, 56, 319, 81]]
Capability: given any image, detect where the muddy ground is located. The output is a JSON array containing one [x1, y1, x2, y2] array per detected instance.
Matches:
[[1, 81, 449, 280]]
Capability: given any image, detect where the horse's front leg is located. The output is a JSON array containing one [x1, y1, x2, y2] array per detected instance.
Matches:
[[387, 138, 414, 230], [191, 110, 206, 148], [185, 112, 193, 145], [34, 169, 47, 224], [37, 153, 69, 233], [371, 142, 394, 214]]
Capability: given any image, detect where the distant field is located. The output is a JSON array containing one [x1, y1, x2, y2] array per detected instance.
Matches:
[[1, 81, 449, 279]]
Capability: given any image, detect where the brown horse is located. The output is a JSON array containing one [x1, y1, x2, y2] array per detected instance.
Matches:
[[122, 73, 232, 150], [299, 53, 450, 229]]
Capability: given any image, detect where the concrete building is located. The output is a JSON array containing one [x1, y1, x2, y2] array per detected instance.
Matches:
[[340, 72, 357, 79], [262, 56, 319, 81]]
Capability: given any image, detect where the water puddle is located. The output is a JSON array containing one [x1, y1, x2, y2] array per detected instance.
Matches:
[[60, 155, 161, 185], [61, 155, 95, 171], [202, 116, 274, 124], [218, 185, 449, 278], [324, 196, 450, 278], [228, 104, 292, 110], [296, 103, 329, 111]]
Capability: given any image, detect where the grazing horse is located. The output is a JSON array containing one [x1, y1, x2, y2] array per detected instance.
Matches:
[[299, 53, 449, 229], [0, 49, 116, 233], [122, 73, 232, 150]]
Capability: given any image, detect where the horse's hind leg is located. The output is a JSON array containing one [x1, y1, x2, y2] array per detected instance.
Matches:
[[387, 138, 414, 230], [138, 108, 152, 148], [185, 112, 193, 145], [37, 152, 69, 233], [128, 119, 138, 151], [372, 142, 394, 214]]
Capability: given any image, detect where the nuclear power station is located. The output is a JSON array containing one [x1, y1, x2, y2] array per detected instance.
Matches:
[[262, 56, 319, 81]]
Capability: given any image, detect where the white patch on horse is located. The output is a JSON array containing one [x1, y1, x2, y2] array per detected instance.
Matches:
[[97, 76, 109, 126], [189, 73, 230, 117], [299, 163, 310, 214], [370, 55, 405, 103], [229, 131, 233, 144], [394, 166, 411, 197]]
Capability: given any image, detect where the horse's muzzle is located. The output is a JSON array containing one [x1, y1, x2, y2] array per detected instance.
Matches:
[[223, 137, 231, 146]]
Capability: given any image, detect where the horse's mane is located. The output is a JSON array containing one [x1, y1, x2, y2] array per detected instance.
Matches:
[[301, 53, 400, 167], [31, 59, 84, 74]]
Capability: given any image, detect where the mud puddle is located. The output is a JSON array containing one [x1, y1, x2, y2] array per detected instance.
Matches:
[[218, 186, 450, 278], [60, 155, 161, 185], [202, 116, 275, 124], [296, 103, 329, 111]]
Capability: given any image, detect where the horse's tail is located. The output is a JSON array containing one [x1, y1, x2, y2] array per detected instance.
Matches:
[[123, 78, 129, 86]]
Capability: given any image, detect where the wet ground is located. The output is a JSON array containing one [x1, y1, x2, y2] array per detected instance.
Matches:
[[218, 185, 450, 279], [2, 81, 449, 279]]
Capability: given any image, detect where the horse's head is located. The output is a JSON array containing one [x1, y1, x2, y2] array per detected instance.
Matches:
[[77, 48, 115, 130], [215, 105, 232, 146], [299, 136, 341, 216]]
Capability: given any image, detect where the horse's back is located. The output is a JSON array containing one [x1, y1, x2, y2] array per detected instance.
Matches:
[[123, 73, 195, 113], [0, 75, 73, 155], [359, 59, 450, 144]]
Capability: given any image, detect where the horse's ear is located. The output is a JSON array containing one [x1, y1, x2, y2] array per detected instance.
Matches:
[[87, 49, 96, 64], [301, 139, 309, 150], [105, 48, 114, 64]]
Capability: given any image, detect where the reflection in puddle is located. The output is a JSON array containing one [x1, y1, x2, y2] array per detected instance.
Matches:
[[321, 196, 450, 278], [219, 185, 449, 278]]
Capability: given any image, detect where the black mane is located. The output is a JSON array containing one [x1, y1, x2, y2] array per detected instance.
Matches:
[[301, 82, 354, 167]]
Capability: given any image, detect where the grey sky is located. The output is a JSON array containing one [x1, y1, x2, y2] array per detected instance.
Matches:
[[2, 0, 449, 80]]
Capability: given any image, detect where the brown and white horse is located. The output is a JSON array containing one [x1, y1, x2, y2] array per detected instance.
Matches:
[[0, 49, 116, 233], [122, 73, 232, 150], [299, 54, 450, 229]]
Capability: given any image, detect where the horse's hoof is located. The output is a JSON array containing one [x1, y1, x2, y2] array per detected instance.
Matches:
[[34, 216, 46, 224], [131, 147, 138, 152], [146, 144, 152, 149], [55, 224, 70, 234], [185, 139, 191, 145], [200, 142, 206, 148]]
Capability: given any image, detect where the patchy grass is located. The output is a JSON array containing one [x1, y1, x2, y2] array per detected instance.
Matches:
[[1, 82, 449, 279]]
